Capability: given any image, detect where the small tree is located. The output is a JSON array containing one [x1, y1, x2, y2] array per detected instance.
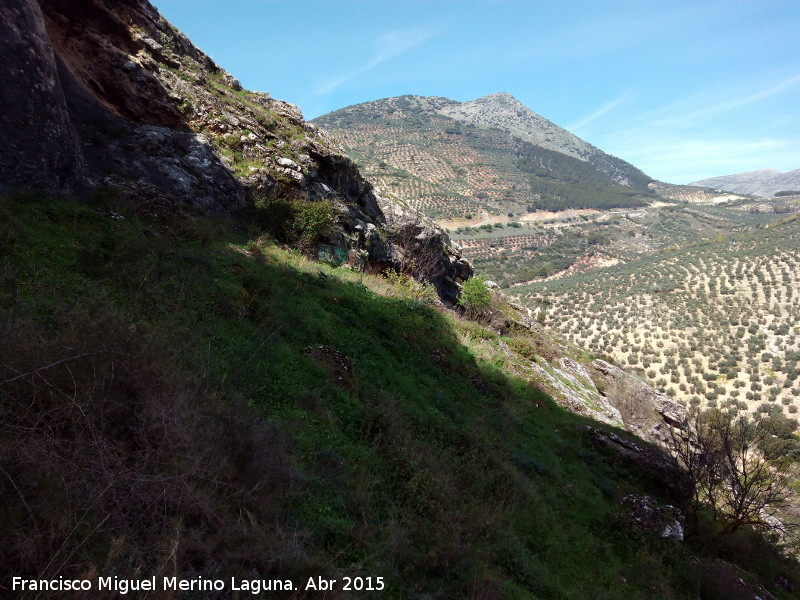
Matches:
[[671, 409, 797, 537], [459, 274, 492, 319]]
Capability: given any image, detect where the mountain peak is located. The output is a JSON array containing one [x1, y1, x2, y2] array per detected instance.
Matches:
[[437, 92, 594, 162], [475, 91, 521, 104]]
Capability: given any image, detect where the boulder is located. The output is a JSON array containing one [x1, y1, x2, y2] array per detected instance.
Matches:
[[620, 494, 685, 541]]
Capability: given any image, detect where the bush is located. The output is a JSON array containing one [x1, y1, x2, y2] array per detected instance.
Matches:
[[291, 199, 334, 246], [459, 274, 492, 318], [384, 269, 439, 304], [252, 192, 334, 249]]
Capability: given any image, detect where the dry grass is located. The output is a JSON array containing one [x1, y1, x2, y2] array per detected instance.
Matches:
[[0, 309, 306, 597]]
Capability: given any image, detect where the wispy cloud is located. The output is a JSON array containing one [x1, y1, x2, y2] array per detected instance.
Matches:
[[582, 74, 800, 182], [608, 135, 797, 183], [567, 92, 632, 133], [315, 28, 436, 95], [638, 74, 800, 129]]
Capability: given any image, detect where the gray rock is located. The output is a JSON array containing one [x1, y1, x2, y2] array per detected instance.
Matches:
[[529, 359, 623, 427], [591, 359, 691, 447], [277, 157, 300, 170], [140, 37, 163, 53], [0, 0, 84, 192], [221, 73, 241, 91], [620, 494, 685, 541]]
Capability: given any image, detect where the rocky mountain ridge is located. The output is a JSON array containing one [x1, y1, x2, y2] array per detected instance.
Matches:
[[0, 0, 471, 301], [313, 94, 654, 219], [436, 92, 641, 185], [691, 168, 800, 198]]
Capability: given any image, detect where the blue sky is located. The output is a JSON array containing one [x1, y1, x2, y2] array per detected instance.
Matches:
[[155, 0, 800, 184]]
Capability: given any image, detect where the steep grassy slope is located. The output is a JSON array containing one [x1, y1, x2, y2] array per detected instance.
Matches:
[[513, 215, 800, 417], [3, 191, 799, 599]]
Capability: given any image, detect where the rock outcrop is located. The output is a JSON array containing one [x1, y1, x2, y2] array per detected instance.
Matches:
[[513, 346, 690, 449], [0, 0, 84, 191], [590, 359, 691, 448], [0, 0, 471, 300], [529, 357, 624, 427]]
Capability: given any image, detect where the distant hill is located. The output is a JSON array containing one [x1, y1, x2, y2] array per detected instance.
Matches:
[[690, 168, 800, 198], [313, 93, 656, 219]]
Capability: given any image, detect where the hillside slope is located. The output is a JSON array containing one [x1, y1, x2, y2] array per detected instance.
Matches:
[[0, 0, 471, 301], [2, 1, 800, 598], [312, 94, 655, 219], [5, 190, 800, 599], [691, 169, 800, 198]]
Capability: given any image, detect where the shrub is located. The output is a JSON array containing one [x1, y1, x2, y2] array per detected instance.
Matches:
[[384, 269, 439, 304], [253, 192, 334, 249], [291, 199, 334, 246], [459, 274, 492, 318]]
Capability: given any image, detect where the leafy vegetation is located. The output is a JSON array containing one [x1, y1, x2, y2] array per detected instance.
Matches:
[[516, 140, 652, 211], [458, 273, 493, 318], [250, 192, 335, 248]]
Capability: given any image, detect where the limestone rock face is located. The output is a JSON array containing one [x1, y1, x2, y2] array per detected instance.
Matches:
[[0, 0, 84, 191], [528, 358, 624, 427], [590, 359, 691, 448], [517, 351, 690, 449], [0, 0, 471, 300]]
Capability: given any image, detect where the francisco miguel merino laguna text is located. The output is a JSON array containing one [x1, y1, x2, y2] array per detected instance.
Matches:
[[12, 574, 386, 594]]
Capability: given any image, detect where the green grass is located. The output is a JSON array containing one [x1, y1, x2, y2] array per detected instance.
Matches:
[[2, 191, 798, 599]]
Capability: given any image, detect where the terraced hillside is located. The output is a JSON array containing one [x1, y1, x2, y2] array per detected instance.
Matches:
[[513, 215, 800, 417], [450, 199, 791, 287], [313, 94, 655, 219]]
